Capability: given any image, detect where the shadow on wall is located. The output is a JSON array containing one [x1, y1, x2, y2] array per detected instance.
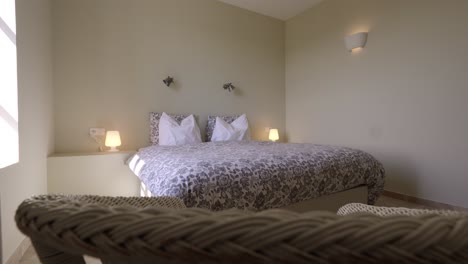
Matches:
[[379, 153, 419, 195]]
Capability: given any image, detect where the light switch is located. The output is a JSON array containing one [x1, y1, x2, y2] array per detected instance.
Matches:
[[89, 128, 106, 137]]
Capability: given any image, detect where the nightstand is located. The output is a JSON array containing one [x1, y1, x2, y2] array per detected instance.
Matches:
[[47, 151, 140, 196]]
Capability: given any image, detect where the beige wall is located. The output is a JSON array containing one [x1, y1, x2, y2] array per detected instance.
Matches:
[[0, 0, 53, 261], [286, 0, 468, 207], [52, 0, 285, 153]]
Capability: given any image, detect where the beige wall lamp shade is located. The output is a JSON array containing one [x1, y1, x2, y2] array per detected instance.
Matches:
[[105, 131, 121, 152], [269, 128, 279, 142], [345, 32, 368, 52]]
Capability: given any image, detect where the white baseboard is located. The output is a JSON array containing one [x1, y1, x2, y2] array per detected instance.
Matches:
[[5, 238, 31, 264], [383, 190, 468, 211]]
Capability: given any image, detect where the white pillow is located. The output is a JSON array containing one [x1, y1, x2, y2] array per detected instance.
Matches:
[[159, 113, 202, 146], [211, 114, 250, 142]]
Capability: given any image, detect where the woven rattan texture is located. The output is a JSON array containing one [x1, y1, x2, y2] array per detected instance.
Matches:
[[16, 196, 468, 264], [338, 203, 464, 217]]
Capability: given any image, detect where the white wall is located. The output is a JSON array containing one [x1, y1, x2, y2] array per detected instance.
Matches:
[[286, 0, 468, 207], [52, 0, 286, 153], [0, 0, 53, 261]]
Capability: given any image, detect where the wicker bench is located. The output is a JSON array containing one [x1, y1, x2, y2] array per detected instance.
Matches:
[[16, 195, 468, 264]]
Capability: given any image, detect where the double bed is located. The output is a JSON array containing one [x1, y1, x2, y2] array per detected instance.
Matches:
[[128, 140, 385, 211]]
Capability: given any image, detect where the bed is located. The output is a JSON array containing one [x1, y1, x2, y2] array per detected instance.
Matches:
[[128, 140, 385, 211]]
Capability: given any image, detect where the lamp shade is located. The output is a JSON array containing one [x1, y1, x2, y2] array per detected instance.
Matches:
[[345, 32, 368, 52], [269, 129, 279, 142], [105, 131, 121, 151]]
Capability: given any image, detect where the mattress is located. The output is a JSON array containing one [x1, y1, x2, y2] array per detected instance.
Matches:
[[128, 141, 385, 211]]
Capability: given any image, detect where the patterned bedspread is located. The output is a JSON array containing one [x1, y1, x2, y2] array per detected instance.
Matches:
[[128, 141, 385, 211]]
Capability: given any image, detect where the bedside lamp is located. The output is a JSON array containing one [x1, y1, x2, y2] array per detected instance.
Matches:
[[269, 129, 279, 142], [105, 131, 121, 152]]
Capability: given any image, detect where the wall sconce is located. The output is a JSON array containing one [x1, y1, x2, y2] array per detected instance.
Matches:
[[223, 83, 235, 92], [269, 128, 279, 142], [163, 76, 174, 87], [105, 131, 121, 152], [345, 32, 368, 52]]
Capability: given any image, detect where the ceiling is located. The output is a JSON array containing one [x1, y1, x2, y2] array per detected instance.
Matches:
[[217, 0, 323, 21]]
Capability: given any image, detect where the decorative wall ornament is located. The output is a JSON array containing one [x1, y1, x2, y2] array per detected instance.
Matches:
[[223, 83, 235, 92], [163, 76, 174, 87]]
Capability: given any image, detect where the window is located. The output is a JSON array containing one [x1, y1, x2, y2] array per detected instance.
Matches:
[[0, 0, 18, 169]]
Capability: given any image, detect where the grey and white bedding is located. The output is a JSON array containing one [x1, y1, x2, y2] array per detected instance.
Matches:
[[128, 141, 385, 211]]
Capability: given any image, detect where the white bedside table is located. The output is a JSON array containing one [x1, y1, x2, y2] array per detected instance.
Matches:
[[47, 151, 140, 197]]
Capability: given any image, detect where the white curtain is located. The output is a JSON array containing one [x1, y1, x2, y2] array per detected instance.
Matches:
[[0, 0, 18, 169]]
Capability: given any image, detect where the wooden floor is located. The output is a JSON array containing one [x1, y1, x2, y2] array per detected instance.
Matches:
[[18, 195, 433, 264]]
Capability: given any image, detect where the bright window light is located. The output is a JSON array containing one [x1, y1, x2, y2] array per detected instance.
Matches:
[[0, 0, 19, 169]]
